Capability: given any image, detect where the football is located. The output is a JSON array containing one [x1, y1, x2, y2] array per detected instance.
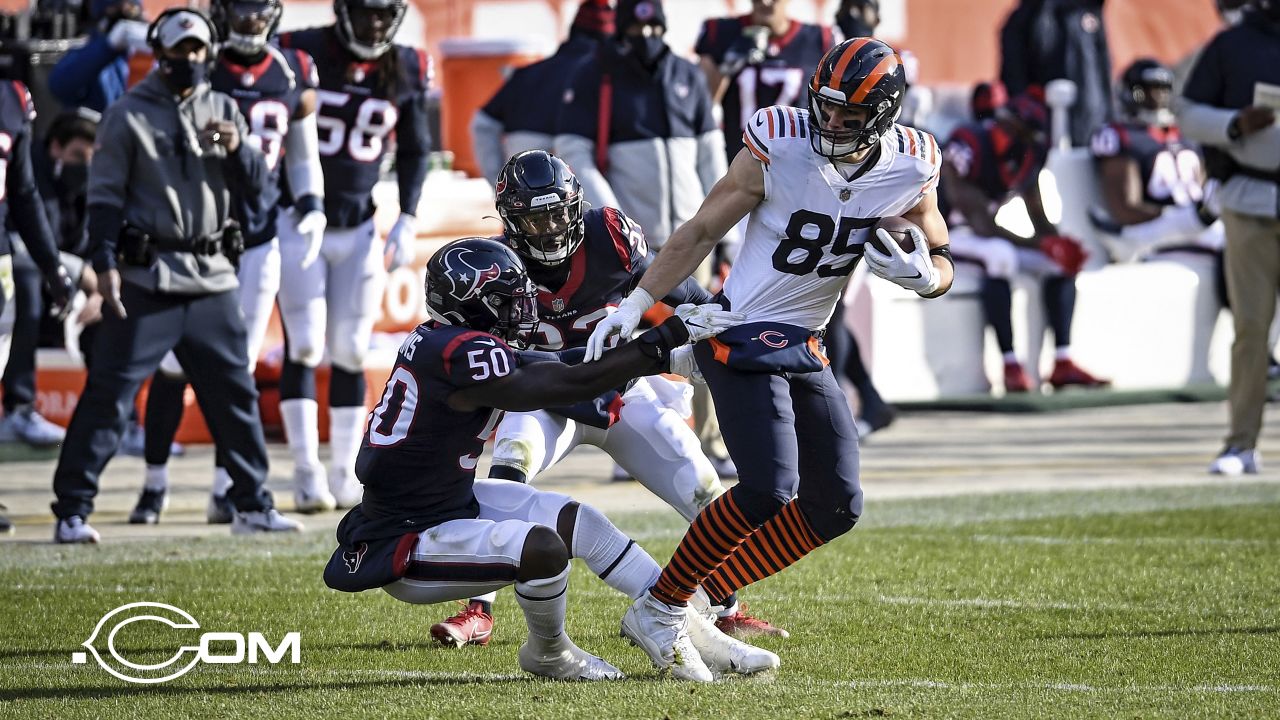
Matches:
[[868, 216, 924, 255]]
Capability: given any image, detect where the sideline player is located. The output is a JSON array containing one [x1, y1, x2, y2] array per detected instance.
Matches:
[[274, 0, 431, 512], [129, 0, 326, 524], [429, 151, 781, 646], [324, 236, 774, 682], [584, 38, 952, 667]]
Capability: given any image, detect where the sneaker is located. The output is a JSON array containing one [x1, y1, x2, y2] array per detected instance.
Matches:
[[118, 424, 185, 458], [517, 637, 624, 681], [1048, 359, 1110, 389], [206, 493, 235, 524], [0, 503, 12, 535], [54, 515, 100, 544], [685, 605, 779, 676], [127, 488, 168, 525], [620, 594, 713, 682], [231, 509, 304, 535], [1208, 446, 1261, 476], [708, 454, 738, 480], [293, 467, 336, 514], [610, 463, 634, 483], [0, 406, 65, 447], [1003, 362, 1033, 394], [328, 469, 363, 509], [430, 602, 494, 648], [714, 605, 790, 639]]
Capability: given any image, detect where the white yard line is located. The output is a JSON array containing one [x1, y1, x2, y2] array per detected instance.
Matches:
[[847, 678, 1277, 694]]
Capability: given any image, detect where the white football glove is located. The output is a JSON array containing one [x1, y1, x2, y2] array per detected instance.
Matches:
[[107, 19, 149, 52], [862, 226, 941, 295], [667, 345, 702, 382], [294, 209, 326, 269], [584, 288, 654, 362], [673, 302, 746, 343], [384, 213, 417, 271]]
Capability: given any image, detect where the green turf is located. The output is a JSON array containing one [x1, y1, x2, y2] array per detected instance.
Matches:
[[2, 483, 1278, 719]]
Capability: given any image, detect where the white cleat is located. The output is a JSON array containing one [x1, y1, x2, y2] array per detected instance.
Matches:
[[517, 638, 624, 681], [328, 469, 364, 508], [232, 509, 304, 535], [293, 467, 336, 514], [685, 605, 780, 676], [620, 594, 713, 682], [54, 516, 100, 544], [1208, 447, 1261, 476]]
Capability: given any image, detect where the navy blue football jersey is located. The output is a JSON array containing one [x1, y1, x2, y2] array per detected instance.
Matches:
[[943, 120, 1047, 205], [277, 27, 432, 228], [212, 46, 317, 248], [354, 324, 516, 534], [1090, 120, 1204, 207], [696, 17, 832, 161]]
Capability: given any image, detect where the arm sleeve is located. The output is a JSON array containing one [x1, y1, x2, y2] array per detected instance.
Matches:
[[223, 102, 269, 196], [47, 35, 121, 109], [6, 127, 62, 277], [284, 111, 324, 203], [87, 202, 124, 272], [470, 109, 507, 186], [395, 49, 432, 217], [85, 105, 132, 271]]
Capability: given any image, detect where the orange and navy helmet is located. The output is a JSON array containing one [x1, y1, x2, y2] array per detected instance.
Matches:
[[807, 37, 906, 157]]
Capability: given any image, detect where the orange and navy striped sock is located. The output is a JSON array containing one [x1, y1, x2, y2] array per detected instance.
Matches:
[[701, 500, 825, 604], [650, 490, 756, 606]]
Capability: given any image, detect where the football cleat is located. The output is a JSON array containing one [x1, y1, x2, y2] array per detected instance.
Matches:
[[0, 503, 13, 535], [1003, 362, 1033, 394], [231, 509, 303, 535], [206, 493, 234, 524], [517, 637, 624, 681], [715, 605, 790, 639], [1208, 446, 1261, 476], [0, 406, 65, 447], [293, 467, 336, 514], [620, 594, 713, 682], [328, 469, 364, 509], [1048, 359, 1110, 389], [127, 488, 168, 525], [685, 605, 779, 676], [431, 602, 494, 648], [54, 515, 100, 544]]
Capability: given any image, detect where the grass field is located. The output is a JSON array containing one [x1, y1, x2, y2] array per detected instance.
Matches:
[[2, 482, 1278, 719]]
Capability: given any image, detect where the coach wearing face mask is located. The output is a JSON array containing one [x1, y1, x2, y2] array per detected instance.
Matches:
[[48, 9, 301, 544], [554, 0, 727, 251]]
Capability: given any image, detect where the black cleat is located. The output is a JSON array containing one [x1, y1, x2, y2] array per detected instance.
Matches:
[[128, 488, 168, 525]]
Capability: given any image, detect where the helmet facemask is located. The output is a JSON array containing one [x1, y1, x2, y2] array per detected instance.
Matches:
[[808, 87, 899, 158], [501, 196, 585, 266], [223, 0, 280, 55], [485, 279, 540, 348], [335, 0, 405, 60]]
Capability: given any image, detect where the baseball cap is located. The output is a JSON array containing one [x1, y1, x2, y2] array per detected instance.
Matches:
[[616, 0, 666, 33], [151, 10, 214, 50]]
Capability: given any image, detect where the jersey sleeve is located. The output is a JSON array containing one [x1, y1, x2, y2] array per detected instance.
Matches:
[[288, 48, 319, 91], [942, 129, 982, 183], [436, 330, 518, 390], [694, 19, 726, 60], [1089, 123, 1127, 160], [600, 207, 648, 272], [742, 106, 777, 166]]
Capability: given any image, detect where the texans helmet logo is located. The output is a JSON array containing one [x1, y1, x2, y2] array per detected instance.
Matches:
[[441, 247, 506, 301], [342, 543, 369, 574]]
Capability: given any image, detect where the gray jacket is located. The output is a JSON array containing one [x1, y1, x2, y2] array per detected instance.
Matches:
[[88, 72, 267, 294]]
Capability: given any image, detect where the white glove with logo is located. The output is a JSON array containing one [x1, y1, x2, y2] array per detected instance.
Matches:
[[294, 210, 326, 269], [107, 19, 149, 53], [673, 303, 746, 342], [667, 345, 702, 383], [862, 227, 941, 295], [384, 213, 417, 271], [584, 288, 653, 362]]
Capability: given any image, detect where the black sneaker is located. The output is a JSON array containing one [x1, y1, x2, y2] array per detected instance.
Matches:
[[206, 493, 235, 524], [128, 488, 168, 525], [0, 503, 12, 535]]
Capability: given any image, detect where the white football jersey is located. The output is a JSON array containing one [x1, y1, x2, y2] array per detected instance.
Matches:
[[722, 106, 942, 330]]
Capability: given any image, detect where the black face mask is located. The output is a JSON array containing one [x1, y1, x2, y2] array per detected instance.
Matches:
[[621, 34, 666, 70], [159, 55, 209, 92], [54, 162, 90, 201]]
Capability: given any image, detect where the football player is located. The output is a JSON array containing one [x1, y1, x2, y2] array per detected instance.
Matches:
[[695, 0, 833, 163], [129, 0, 327, 525], [429, 150, 780, 647], [941, 88, 1109, 393], [584, 38, 950, 671], [324, 236, 774, 682], [1089, 58, 1221, 262], [275, 0, 432, 512]]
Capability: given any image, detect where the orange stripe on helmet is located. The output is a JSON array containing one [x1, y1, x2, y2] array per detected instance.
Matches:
[[827, 38, 871, 93], [849, 53, 901, 103]]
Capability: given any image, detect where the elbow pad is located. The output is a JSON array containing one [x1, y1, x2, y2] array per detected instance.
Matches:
[[286, 113, 324, 201]]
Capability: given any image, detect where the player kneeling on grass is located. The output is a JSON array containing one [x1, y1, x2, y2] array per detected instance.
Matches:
[[322, 237, 776, 682]]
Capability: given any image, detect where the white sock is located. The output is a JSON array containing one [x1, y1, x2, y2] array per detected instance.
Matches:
[[1002, 351, 1019, 365], [280, 398, 322, 472], [470, 591, 498, 604], [211, 466, 233, 496], [571, 503, 661, 600], [715, 599, 740, 619], [144, 465, 169, 493], [328, 405, 366, 481], [514, 567, 570, 651], [1055, 346, 1071, 361]]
